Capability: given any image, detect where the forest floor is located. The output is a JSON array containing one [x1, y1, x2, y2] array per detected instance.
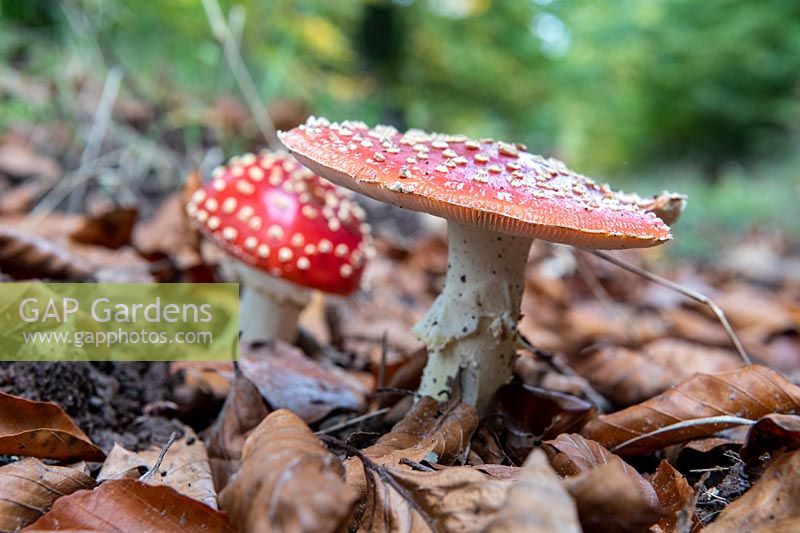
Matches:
[[0, 62, 799, 531]]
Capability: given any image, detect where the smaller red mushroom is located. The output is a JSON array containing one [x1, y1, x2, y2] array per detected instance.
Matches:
[[186, 151, 372, 344]]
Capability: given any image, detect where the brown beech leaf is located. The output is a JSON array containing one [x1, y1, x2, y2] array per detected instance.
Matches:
[[485, 450, 581, 533], [133, 193, 201, 266], [346, 397, 478, 500], [0, 391, 105, 461], [0, 226, 93, 280], [70, 207, 138, 249], [572, 339, 740, 406], [490, 382, 595, 439], [205, 375, 269, 492], [0, 458, 95, 531], [239, 340, 369, 424], [543, 434, 659, 507], [361, 396, 477, 467], [581, 365, 800, 456], [706, 448, 800, 532], [97, 427, 217, 509], [219, 409, 357, 533], [23, 479, 228, 532], [650, 460, 694, 531], [741, 413, 800, 462], [563, 460, 662, 533], [358, 464, 515, 532]]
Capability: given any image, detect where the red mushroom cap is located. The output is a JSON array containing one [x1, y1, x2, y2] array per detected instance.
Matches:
[[279, 118, 676, 250], [186, 151, 370, 294]]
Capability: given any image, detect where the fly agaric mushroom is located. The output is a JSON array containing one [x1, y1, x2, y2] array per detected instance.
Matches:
[[279, 117, 681, 411], [186, 150, 371, 344]]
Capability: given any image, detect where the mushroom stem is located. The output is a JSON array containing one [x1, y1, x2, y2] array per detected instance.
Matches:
[[235, 263, 311, 344], [413, 222, 531, 412]]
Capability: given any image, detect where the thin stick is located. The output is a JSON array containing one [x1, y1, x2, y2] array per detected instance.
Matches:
[[610, 415, 755, 453], [318, 434, 439, 531], [67, 66, 124, 213], [139, 431, 179, 482], [590, 250, 752, 365], [200, 0, 280, 148], [316, 407, 391, 435]]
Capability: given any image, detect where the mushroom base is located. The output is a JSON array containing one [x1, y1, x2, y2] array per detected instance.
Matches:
[[413, 222, 531, 412], [235, 263, 312, 344]]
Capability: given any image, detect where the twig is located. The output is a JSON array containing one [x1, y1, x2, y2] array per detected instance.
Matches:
[[610, 415, 756, 453], [316, 407, 391, 435], [375, 387, 417, 397], [678, 472, 710, 533], [590, 250, 752, 364], [318, 434, 439, 532], [400, 457, 436, 472], [68, 65, 124, 213], [139, 431, 178, 482], [200, 0, 280, 148]]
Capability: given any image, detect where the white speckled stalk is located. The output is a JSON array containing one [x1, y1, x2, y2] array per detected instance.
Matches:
[[413, 222, 532, 412], [235, 263, 311, 344]]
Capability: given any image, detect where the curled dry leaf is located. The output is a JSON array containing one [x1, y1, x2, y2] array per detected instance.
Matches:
[[0, 458, 95, 531], [219, 409, 357, 533], [0, 391, 105, 462], [484, 449, 581, 533], [346, 397, 478, 502], [706, 448, 800, 532], [0, 226, 93, 280], [490, 382, 595, 439], [239, 340, 369, 424], [581, 365, 800, 456], [543, 433, 657, 507], [572, 339, 740, 406], [205, 375, 269, 492], [97, 427, 217, 509], [23, 479, 228, 532], [69, 207, 138, 250], [563, 459, 662, 533], [358, 464, 515, 532], [650, 460, 694, 532], [741, 413, 800, 462]]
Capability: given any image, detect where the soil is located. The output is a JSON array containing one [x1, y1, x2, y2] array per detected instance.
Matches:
[[0, 361, 184, 452]]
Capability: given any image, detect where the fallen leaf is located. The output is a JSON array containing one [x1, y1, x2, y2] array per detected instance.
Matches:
[[97, 427, 217, 509], [23, 479, 228, 532], [706, 448, 800, 532], [0, 142, 60, 181], [0, 391, 104, 462], [345, 397, 478, 504], [490, 382, 595, 439], [563, 459, 662, 533], [581, 365, 800, 455], [360, 397, 477, 468], [484, 449, 581, 532], [0, 458, 95, 531], [357, 464, 515, 532], [205, 375, 269, 492], [70, 207, 138, 249], [219, 409, 357, 533], [650, 460, 694, 531], [0, 226, 93, 280], [133, 193, 201, 267], [239, 340, 369, 424], [572, 339, 740, 406], [741, 413, 800, 462]]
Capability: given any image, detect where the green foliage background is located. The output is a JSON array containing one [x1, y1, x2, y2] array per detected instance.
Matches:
[[1, 0, 799, 254]]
